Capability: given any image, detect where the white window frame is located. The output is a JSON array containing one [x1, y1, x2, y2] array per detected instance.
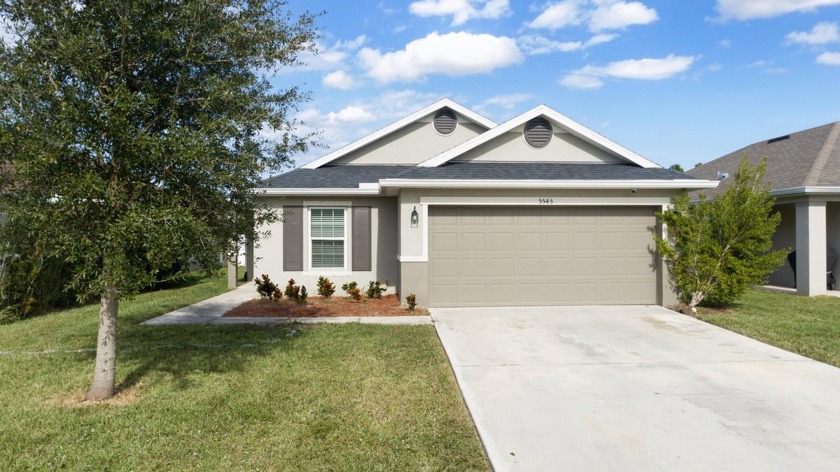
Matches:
[[307, 206, 349, 274]]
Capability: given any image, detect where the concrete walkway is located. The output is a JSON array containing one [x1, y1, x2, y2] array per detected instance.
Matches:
[[432, 305, 840, 472], [143, 284, 431, 326]]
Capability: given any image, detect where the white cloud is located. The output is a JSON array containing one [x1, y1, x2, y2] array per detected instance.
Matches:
[[322, 70, 358, 89], [287, 35, 368, 73], [326, 106, 376, 124], [358, 31, 523, 83], [518, 35, 583, 54], [518, 33, 616, 55], [528, 1, 657, 32], [527, 1, 584, 30], [588, 1, 658, 31], [718, 39, 732, 48], [786, 22, 840, 45], [409, 0, 511, 25], [561, 54, 696, 88], [481, 93, 534, 109], [560, 73, 605, 89], [716, 0, 840, 20], [817, 51, 840, 64]]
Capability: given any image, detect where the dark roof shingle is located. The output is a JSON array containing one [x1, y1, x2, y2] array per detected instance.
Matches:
[[687, 122, 840, 197], [259, 162, 697, 189]]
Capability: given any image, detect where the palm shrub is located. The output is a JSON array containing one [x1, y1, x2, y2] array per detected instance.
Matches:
[[365, 281, 387, 299]]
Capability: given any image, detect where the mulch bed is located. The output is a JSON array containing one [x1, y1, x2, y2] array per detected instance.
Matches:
[[224, 294, 425, 318]]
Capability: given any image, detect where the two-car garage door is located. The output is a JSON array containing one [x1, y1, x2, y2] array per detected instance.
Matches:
[[428, 206, 657, 307]]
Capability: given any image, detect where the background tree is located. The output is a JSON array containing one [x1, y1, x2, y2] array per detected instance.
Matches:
[[656, 158, 786, 310], [668, 163, 685, 173], [0, 0, 318, 400]]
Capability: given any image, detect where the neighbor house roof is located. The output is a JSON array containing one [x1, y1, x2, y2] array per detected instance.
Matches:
[[687, 121, 840, 197]]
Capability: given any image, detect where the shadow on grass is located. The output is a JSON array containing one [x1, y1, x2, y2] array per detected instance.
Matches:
[[111, 322, 310, 393]]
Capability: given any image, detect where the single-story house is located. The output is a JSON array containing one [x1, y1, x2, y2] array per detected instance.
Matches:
[[252, 99, 718, 308], [687, 121, 840, 296]]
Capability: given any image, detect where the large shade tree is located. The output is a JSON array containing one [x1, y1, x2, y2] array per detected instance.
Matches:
[[0, 0, 318, 400]]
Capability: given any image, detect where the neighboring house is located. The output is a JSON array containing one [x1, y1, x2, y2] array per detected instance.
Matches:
[[687, 122, 840, 296], [253, 99, 717, 308]]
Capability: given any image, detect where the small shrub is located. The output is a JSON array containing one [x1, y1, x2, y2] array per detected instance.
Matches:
[[405, 293, 417, 312], [365, 281, 387, 299], [254, 274, 282, 301], [299, 285, 308, 304], [341, 281, 361, 302], [284, 278, 301, 302], [317, 276, 335, 298]]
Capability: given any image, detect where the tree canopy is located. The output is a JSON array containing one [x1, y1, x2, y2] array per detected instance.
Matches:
[[0, 0, 318, 399]]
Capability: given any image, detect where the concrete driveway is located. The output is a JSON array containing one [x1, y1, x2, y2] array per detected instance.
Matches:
[[432, 306, 840, 472]]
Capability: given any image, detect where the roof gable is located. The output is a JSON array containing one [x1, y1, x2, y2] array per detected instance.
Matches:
[[418, 105, 661, 169], [302, 99, 496, 169], [687, 122, 840, 196]]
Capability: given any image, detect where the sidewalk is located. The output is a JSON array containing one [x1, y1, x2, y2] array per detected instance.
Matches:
[[143, 284, 431, 326]]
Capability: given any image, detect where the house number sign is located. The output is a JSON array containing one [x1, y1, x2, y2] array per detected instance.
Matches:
[[538, 198, 554, 204]]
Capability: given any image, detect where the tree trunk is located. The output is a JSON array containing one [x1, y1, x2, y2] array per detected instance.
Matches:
[[87, 284, 119, 401]]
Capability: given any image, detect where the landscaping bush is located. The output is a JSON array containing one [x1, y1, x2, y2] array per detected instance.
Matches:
[[317, 276, 335, 298], [405, 293, 417, 312], [254, 274, 282, 301], [284, 278, 301, 302], [365, 281, 387, 299], [657, 158, 787, 310], [299, 285, 308, 304], [341, 281, 361, 301]]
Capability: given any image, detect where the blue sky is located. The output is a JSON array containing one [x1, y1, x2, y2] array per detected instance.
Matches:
[[274, 0, 840, 170]]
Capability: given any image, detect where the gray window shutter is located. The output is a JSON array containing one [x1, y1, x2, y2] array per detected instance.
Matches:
[[352, 207, 371, 271], [283, 207, 303, 271]]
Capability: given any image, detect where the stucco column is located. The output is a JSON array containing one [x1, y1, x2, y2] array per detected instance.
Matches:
[[227, 251, 238, 289], [795, 200, 827, 296], [245, 238, 255, 282]]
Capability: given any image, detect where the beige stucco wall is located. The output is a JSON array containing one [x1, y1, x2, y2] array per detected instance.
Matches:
[[453, 129, 622, 164], [254, 196, 399, 296], [331, 121, 485, 166]]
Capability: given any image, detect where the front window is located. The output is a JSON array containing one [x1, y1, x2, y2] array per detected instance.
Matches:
[[310, 208, 345, 269]]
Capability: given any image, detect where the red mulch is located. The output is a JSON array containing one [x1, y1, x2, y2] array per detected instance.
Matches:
[[223, 294, 425, 318]]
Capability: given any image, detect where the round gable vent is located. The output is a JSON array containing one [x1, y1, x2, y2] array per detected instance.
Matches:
[[524, 117, 552, 148], [434, 108, 458, 135]]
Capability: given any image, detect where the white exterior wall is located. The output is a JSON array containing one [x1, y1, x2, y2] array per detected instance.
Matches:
[[453, 128, 622, 164], [254, 196, 399, 295]]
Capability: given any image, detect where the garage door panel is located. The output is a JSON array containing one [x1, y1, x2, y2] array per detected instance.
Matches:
[[459, 258, 487, 277], [459, 232, 486, 251], [429, 206, 657, 307], [489, 232, 515, 251]]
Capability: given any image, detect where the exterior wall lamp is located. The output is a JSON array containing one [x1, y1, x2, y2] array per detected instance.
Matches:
[[410, 206, 419, 228]]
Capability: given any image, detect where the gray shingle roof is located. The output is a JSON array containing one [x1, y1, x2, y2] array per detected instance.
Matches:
[[393, 162, 694, 180], [259, 162, 697, 189], [687, 122, 840, 197], [259, 165, 415, 188]]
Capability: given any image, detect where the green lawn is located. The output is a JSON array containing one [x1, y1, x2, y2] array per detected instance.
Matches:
[[0, 273, 487, 471], [697, 288, 840, 368]]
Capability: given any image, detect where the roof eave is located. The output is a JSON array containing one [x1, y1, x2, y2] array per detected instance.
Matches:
[[772, 186, 840, 197], [378, 178, 719, 190]]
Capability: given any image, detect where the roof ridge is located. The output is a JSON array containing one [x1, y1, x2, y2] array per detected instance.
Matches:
[[804, 122, 840, 186]]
